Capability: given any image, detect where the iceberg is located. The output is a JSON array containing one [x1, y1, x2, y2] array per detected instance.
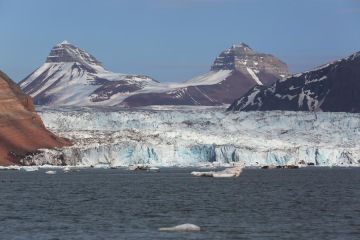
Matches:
[[159, 223, 201, 232], [191, 166, 243, 177], [0, 165, 21, 170], [63, 166, 71, 172], [22, 166, 39, 172]]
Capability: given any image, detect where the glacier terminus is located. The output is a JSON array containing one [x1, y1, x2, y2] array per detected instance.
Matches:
[[22, 106, 360, 167]]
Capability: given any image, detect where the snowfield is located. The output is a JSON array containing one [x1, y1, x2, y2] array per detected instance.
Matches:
[[25, 106, 360, 167]]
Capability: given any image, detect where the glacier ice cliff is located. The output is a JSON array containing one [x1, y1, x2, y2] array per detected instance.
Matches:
[[23, 106, 360, 167]]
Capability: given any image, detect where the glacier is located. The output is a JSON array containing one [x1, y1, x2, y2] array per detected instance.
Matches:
[[23, 106, 360, 167]]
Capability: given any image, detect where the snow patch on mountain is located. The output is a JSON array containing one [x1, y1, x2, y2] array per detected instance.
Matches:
[[183, 70, 232, 86], [246, 67, 263, 85]]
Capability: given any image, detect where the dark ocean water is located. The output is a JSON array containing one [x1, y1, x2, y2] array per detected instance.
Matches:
[[0, 168, 359, 240]]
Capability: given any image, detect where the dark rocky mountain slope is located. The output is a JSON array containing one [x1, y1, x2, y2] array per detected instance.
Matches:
[[228, 52, 360, 112]]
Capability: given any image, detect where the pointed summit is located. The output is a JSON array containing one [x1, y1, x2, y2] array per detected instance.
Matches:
[[211, 43, 256, 71], [211, 43, 288, 75], [46, 40, 103, 69], [59, 40, 71, 45], [230, 43, 254, 54], [232, 42, 250, 48]]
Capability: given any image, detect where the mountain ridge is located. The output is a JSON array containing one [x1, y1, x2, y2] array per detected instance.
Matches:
[[228, 51, 360, 112]]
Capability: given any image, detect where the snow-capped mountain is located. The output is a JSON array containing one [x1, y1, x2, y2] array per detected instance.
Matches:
[[122, 43, 289, 106], [228, 51, 360, 112], [20, 41, 288, 107], [20, 40, 159, 106]]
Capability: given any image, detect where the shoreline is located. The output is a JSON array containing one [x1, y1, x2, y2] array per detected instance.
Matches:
[[0, 164, 358, 171]]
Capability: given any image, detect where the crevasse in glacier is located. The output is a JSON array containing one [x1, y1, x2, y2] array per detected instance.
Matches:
[[24, 106, 360, 167]]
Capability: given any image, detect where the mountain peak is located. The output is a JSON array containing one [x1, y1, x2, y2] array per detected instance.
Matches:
[[211, 43, 257, 71], [232, 42, 250, 47], [58, 40, 71, 45], [211, 43, 288, 75], [230, 43, 254, 53], [46, 41, 103, 69], [348, 51, 360, 61]]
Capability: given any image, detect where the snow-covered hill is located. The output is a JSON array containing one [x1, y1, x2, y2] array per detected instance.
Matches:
[[228, 51, 360, 112], [20, 41, 289, 107], [22, 107, 360, 167], [20, 41, 159, 106]]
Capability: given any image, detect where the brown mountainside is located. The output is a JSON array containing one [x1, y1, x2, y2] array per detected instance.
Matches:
[[0, 70, 71, 166]]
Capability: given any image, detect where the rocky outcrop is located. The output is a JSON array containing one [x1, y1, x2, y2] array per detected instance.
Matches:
[[0, 70, 71, 165], [228, 51, 360, 112]]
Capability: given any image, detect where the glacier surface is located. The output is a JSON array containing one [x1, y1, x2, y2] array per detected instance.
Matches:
[[24, 106, 360, 167]]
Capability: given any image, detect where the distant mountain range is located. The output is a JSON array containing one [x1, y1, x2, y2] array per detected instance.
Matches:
[[20, 40, 360, 113], [228, 51, 360, 113], [19, 41, 289, 107]]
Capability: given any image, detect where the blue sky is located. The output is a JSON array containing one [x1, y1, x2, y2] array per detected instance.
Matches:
[[0, 0, 359, 82]]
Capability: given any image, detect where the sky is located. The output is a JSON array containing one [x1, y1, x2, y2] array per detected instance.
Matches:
[[0, 0, 359, 83]]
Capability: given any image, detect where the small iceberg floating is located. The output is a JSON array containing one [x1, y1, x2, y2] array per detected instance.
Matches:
[[45, 170, 56, 175], [0, 165, 21, 171], [128, 165, 159, 172], [22, 166, 39, 172], [261, 165, 300, 169], [128, 165, 149, 171], [149, 167, 160, 172], [8, 166, 21, 170], [63, 166, 71, 172], [159, 223, 201, 232], [191, 166, 243, 178]]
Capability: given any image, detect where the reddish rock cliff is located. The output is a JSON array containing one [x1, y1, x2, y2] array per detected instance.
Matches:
[[0, 70, 71, 166]]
